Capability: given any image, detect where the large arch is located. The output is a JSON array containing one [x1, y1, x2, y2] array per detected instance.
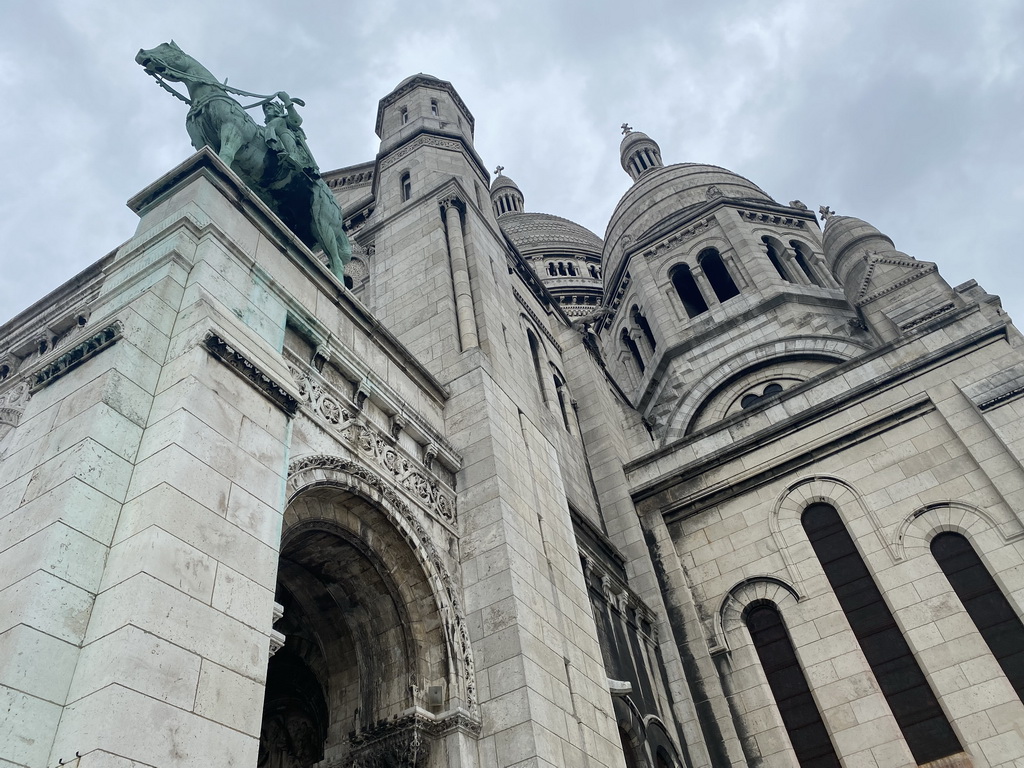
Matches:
[[659, 336, 867, 443], [263, 455, 478, 767]]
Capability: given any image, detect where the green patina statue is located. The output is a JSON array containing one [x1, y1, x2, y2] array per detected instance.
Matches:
[[135, 41, 350, 281]]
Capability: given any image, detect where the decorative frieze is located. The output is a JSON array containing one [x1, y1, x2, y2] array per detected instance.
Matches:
[[640, 216, 715, 259], [737, 209, 807, 229], [203, 333, 298, 415], [380, 135, 464, 172], [30, 322, 122, 393], [289, 361, 456, 525]]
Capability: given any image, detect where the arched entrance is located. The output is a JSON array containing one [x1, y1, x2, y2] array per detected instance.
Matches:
[[259, 480, 452, 767]]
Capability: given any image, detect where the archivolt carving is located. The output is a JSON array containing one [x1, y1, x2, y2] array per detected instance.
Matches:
[[714, 576, 800, 653], [894, 500, 1024, 561], [289, 363, 455, 525], [287, 455, 478, 718]]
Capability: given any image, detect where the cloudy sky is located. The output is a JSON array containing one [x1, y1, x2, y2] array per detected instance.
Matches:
[[1, 1, 1022, 323]]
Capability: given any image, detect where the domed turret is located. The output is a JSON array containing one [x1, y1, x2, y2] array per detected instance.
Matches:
[[620, 125, 664, 182], [490, 168, 525, 218], [821, 209, 899, 288]]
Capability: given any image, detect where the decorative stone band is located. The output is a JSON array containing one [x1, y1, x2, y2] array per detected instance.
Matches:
[[736, 209, 808, 229], [580, 550, 659, 639], [639, 216, 715, 260], [338, 708, 482, 768], [30, 322, 122, 393], [203, 332, 299, 415], [288, 361, 456, 525], [379, 134, 465, 173]]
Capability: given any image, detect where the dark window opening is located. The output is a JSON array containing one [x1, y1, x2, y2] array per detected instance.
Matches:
[[430, 99, 439, 116], [527, 329, 547, 402], [741, 382, 785, 410], [802, 504, 962, 764], [400, 172, 411, 202], [791, 241, 821, 286], [746, 602, 841, 767], [670, 264, 709, 318], [631, 305, 657, 352], [932, 532, 1024, 703], [698, 248, 740, 302], [621, 328, 645, 373], [400, 106, 409, 124], [763, 237, 792, 282], [553, 371, 571, 431]]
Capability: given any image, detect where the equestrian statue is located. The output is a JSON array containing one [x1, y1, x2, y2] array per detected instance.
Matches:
[[136, 41, 351, 281]]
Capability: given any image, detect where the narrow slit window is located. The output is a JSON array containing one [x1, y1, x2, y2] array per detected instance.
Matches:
[[746, 603, 841, 767], [400, 172, 411, 202], [802, 504, 962, 764], [621, 328, 645, 373], [932, 532, 1024, 702]]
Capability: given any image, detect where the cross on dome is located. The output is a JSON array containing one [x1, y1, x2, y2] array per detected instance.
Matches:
[[621, 123, 632, 135]]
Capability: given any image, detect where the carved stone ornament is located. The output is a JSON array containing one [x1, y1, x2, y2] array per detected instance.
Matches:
[[706, 184, 722, 200], [289, 361, 455, 525], [203, 333, 298, 415], [30, 322, 122, 393]]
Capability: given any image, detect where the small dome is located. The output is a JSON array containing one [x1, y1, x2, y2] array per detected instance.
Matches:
[[491, 173, 522, 193], [822, 214, 897, 285], [499, 212, 603, 253], [620, 130, 664, 181], [392, 73, 444, 91]]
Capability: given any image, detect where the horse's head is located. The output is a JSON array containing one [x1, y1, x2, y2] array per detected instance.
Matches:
[[136, 41, 190, 81]]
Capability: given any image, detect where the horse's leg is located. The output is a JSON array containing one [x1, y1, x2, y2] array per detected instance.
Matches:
[[218, 124, 245, 169]]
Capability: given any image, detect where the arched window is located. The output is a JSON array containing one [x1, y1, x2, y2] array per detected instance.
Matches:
[[430, 99, 439, 117], [790, 241, 821, 287], [745, 602, 841, 767], [762, 236, 792, 282], [526, 329, 547, 403], [400, 106, 409, 125], [400, 172, 411, 202], [802, 504, 962, 764], [630, 305, 656, 352], [697, 248, 740, 302], [932, 532, 1024, 702], [548, 263, 557, 276], [621, 328, 644, 373], [670, 264, 709, 318]]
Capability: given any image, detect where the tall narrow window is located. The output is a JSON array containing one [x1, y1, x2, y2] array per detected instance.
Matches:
[[791, 241, 821, 286], [400, 172, 412, 202], [430, 99, 439, 116], [746, 603, 841, 767], [763, 237, 792, 282], [552, 370, 571, 430], [400, 106, 409, 124], [697, 248, 740, 302], [802, 504, 962, 765], [621, 328, 645, 373], [670, 264, 709, 318], [932, 532, 1024, 702], [631, 305, 656, 352], [527, 329, 547, 402]]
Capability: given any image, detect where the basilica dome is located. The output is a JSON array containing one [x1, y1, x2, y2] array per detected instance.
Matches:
[[500, 212, 604, 253], [603, 163, 774, 286]]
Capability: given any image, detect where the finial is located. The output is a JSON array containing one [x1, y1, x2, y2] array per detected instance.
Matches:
[[494, 165, 504, 176], [621, 123, 632, 135], [819, 205, 835, 220]]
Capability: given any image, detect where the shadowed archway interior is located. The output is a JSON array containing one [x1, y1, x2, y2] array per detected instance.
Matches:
[[260, 486, 448, 767]]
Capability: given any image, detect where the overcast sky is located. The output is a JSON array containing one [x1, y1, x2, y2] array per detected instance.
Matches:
[[1, 1, 1022, 324]]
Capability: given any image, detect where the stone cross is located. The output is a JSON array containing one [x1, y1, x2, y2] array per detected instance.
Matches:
[[819, 205, 835, 220], [621, 123, 632, 135], [493, 165, 504, 176]]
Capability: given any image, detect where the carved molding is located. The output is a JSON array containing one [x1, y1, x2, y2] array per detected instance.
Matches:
[[334, 709, 481, 768], [203, 333, 298, 415], [640, 216, 715, 260], [287, 455, 477, 716], [30, 322, 122, 393], [737, 210, 807, 229], [854, 253, 937, 305], [511, 288, 562, 353], [288, 361, 455, 525], [380, 135, 464, 173]]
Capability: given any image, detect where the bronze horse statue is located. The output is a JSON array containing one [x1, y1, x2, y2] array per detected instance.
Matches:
[[136, 42, 350, 280]]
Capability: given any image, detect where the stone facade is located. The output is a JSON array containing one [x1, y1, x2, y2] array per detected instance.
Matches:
[[2, 74, 1023, 768]]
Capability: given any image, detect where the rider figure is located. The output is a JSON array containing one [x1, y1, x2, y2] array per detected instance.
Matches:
[[262, 91, 319, 177]]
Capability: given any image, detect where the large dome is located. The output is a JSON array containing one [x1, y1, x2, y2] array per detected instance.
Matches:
[[603, 163, 774, 285], [500, 212, 603, 253]]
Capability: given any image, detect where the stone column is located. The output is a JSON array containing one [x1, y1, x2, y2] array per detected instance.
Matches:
[[443, 199, 479, 350], [782, 249, 812, 286], [690, 265, 718, 307]]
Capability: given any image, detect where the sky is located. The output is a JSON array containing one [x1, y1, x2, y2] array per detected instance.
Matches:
[[1, 1, 1022, 324]]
